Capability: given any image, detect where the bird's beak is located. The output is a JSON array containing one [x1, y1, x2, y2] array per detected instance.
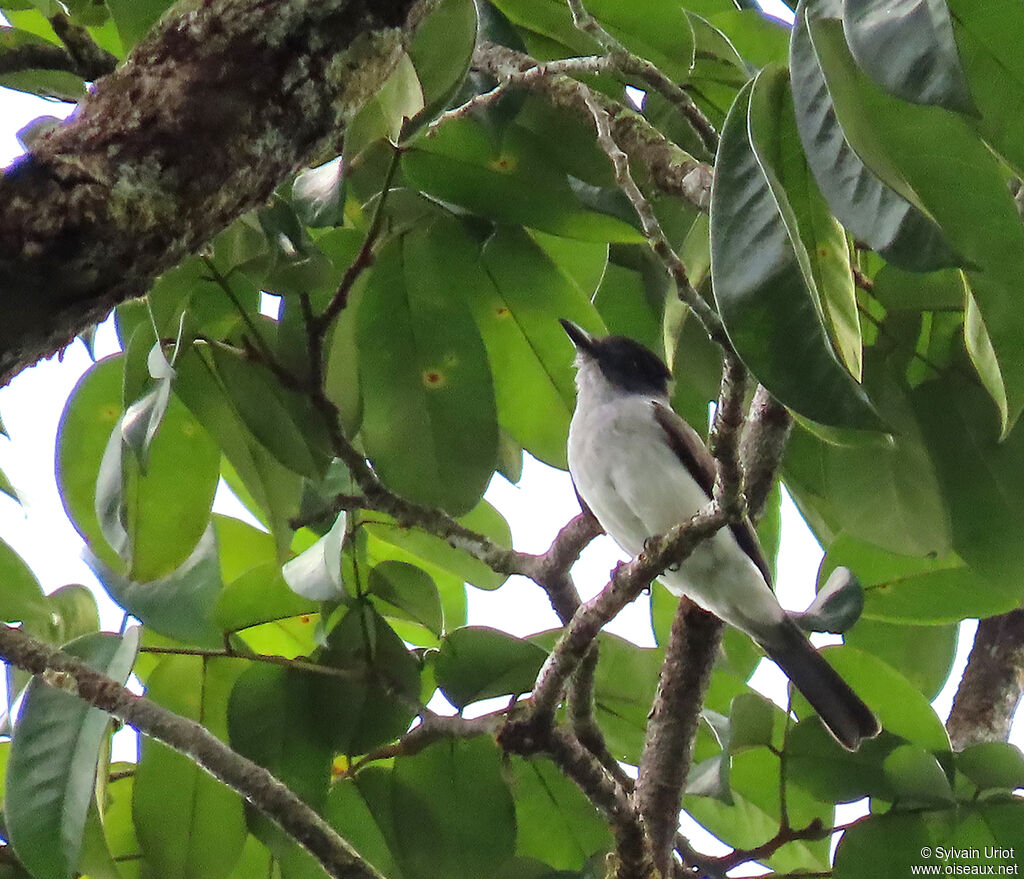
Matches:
[[560, 319, 596, 355]]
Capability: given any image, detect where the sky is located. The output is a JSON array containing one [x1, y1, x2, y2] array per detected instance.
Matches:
[[0, 5, 1020, 871]]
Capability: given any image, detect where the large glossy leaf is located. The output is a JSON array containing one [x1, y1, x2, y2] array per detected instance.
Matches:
[[434, 626, 547, 709], [403, 120, 645, 243], [367, 561, 443, 638], [5, 630, 138, 879], [105, 0, 169, 48], [227, 664, 332, 812], [86, 526, 224, 648], [405, 0, 477, 132], [833, 803, 1024, 879], [479, 225, 606, 467], [391, 738, 515, 879], [133, 655, 247, 879], [809, 15, 1024, 433], [357, 231, 498, 514], [821, 534, 1021, 624], [364, 498, 511, 592], [845, 619, 957, 701], [0, 538, 48, 632], [323, 777, 403, 879], [174, 347, 303, 554], [312, 604, 421, 755], [507, 756, 613, 870], [947, 0, 1024, 175], [789, 9, 961, 271], [842, 0, 975, 114], [208, 343, 328, 481], [911, 374, 1024, 591], [710, 75, 878, 429]]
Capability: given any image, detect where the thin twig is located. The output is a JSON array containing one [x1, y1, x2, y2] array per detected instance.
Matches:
[[426, 55, 614, 135], [706, 818, 830, 872], [0, 625, 385, 879], [48, 13, 119, 81], [582, 90, 728, 347], [138, 645, 362, 680], [566, 0, 719, 153], [314, 144, 401, 334]]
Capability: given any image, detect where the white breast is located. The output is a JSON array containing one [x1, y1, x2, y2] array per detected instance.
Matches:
[[567, 370, 786, 642]]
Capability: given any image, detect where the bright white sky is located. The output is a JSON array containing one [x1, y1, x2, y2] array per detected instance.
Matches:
[[0, 5, 1019, 869]]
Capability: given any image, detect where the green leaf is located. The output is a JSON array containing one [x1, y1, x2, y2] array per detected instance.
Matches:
[[823, 533, 1021, 623], [227, 664, 332, 812], [479, 225, 606, 467], [313, 604, 421, 755], [796, 646, 950, 751], [871, 265, 966, 311], [710, 75, 878, 429], [214, 561, 316, 633], [134, 655, 247, 879], [367, 561, 443, 638], [402, 120, 645, 243], [391, 738, 515, 879], [364, 498, 511, 592], [0, 538, 48, 632], [323, 777, 404, 879], [810, 14, 1024, 433], [282, 513, 347, 601], [45, 584, 100, 646], [4, 629, 139, 879], [173, 347, 303, 554], [948, 0, 1024, 175], [405, 0, 477, 132], [834, 804, 1024, 879], [357, 231, 498, 514], [957, 742, 1024, 792], [208, 343, 327, 480], [507, 756, 613, 870], [90, 373, 219, 582], [842, 0, 975, 114], [912, 374, 1024, 590], [846, 619, 957, 702], [86, 525, 224, 648], [435, 626, 546, 710], [788, 9, 961, 271], [590, 634, 664, 765], [105, 0, 172, 48], [882, 743, 955, 806]]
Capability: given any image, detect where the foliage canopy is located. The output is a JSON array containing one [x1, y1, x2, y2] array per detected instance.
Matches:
[[1, 0, 1023, 877]]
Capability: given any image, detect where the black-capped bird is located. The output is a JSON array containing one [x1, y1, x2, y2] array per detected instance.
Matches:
[[561, 319, 879, 750]]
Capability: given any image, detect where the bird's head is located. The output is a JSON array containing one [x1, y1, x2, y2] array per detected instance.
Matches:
[[560, 319, 672, 398]]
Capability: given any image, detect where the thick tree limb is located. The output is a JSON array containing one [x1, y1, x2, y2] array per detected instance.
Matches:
[[947, 607, 1024, 749], [0, 624, 384, 879], [0, 0, 436, 385]]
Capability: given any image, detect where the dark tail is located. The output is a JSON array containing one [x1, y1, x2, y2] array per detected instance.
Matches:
[[762, 622, 880, 751]]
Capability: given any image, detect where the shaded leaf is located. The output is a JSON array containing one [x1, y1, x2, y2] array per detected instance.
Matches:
[[367, 561, 443, 638], [435, 626, 546, 710], [391, 739, 515, 879], [842, 0, 975, 114], [789, 9, 961, 271], [710, 74, 878, 429], [134, 656, 247, 879], [5, 630, 138, 879]]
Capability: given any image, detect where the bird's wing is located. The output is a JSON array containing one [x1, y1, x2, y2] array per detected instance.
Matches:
[[651, 401, 774, 586]]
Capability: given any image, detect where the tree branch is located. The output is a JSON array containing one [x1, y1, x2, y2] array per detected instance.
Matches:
[[565, 0, 719, 154], [0, 0, 436, 385], [740, 385, 793, 522], [0, 625, 384, 879], [947, 606, 1024, 749], [582, 89, 728, 348], [472, 42, 713, 211], [48, 13, 119, 81]]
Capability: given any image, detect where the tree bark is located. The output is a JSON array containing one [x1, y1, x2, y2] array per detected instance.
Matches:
[[0, 0, 434, 385], [947, 608, 1024, 749]]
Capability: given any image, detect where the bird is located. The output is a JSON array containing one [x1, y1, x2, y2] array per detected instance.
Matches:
[[560, 319, 880, 751]]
